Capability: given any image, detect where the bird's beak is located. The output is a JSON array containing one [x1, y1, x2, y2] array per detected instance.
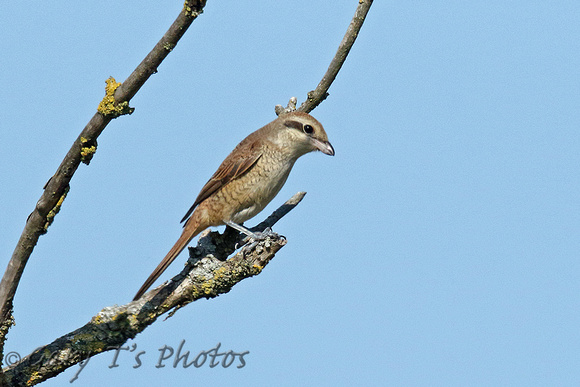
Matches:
[[311, 138, 335, 156]]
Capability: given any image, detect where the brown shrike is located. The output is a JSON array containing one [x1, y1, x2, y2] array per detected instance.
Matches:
[[133, 111, 334, 300]]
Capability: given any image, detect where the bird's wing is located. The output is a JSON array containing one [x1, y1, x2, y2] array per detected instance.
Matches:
[[180, 144, 263, 223]]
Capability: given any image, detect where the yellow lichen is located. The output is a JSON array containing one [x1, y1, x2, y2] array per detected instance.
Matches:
[[183, 0, 204, 17], [80, 145, 96, 159], [44, 186, 69, 231], [79, 136, 97, 164], [97, 77, 134, 117], [214, 267, 228, 278], [200, 279, 214, 295], [27, 371, 42, 385], [190, 287, 200, 298], [183, 1, 194, 16]]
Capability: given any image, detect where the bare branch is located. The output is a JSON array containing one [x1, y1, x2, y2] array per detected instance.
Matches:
[[298, 0, 374, 113], [1, 193, 305, 386], [0, 0, 207, 351]]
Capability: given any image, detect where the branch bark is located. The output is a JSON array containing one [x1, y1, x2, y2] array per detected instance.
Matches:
[[1, 193, 305, 386], [298, 0, 374, 113], [0, 0, 207, 358]]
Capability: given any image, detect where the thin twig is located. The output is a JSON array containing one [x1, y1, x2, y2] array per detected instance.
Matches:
[[1, 193, 304, 386], [298, 0, 374, 113], [0, 0, 207, 358]]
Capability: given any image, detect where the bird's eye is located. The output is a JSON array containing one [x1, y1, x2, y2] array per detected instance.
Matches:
[[303, 124, 314, 134]]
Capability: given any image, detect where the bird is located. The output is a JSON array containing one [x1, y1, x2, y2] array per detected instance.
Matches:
[[133, 111, 334, 300]]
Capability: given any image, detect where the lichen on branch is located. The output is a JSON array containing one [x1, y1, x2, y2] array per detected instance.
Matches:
[[96, 77, 134, 118]]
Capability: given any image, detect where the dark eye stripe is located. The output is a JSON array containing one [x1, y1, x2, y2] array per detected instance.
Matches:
[[284, 120, 303, 131]]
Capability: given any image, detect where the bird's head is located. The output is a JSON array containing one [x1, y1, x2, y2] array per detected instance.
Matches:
[[275, 111, 335, 158]]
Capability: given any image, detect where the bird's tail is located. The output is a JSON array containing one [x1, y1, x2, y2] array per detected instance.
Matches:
[[133, 219, 202, 301]]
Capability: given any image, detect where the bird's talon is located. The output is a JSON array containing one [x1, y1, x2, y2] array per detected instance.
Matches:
[[241, 240, 259, 256]]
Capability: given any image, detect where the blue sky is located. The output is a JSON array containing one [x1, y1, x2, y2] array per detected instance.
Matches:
[[1, 1, 580, 386]]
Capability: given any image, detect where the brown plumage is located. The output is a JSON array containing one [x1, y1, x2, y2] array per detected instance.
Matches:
[[133, 111, 334, 300]]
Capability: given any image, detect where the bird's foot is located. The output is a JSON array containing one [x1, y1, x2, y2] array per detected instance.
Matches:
[[245, 227, 273, 241], [240, 227, 274, 255]]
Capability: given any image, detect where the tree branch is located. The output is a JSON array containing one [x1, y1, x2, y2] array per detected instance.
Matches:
[[0, 0, 207, 355], [1, 192, 305, 386], [297, 0, 374, 113]]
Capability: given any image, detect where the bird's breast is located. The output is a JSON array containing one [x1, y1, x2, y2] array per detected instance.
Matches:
[[227, 152, 296, 224]]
